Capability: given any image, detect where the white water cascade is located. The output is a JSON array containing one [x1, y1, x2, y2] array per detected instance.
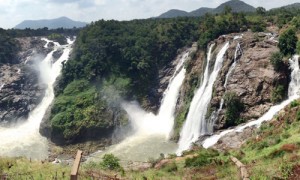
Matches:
[[177, 42, 229, 154], [208, 42, 243, 130], [91, 50, 190, 162], [0, 38, 73, 159], [203, 55, 300, 148], [0, 84, 4, 91], [224, 42, 242, 88]]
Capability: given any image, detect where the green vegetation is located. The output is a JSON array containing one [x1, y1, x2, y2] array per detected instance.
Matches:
[[50, 79, 116, 143], [197, 12, 249, 49], [270, 52, 284, 71], [59, 18, 199, 96], [224, 92, 244, 127], [296, 40, 300, 54], [100, 154, 123, 172], [0, 29, 19, 64], [278, 28, 298, 56], [271, 85, 286, 103], [185, 149, 219, 167], [48, 33, 67, 45]]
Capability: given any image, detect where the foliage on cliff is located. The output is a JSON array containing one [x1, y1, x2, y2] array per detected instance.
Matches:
[[0, 29, 19, 64], [59, 18, 199, 97]]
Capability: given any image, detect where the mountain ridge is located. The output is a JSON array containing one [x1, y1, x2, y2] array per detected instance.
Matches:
[[157, 0, 256, 18], [14, 16, 87, 29]]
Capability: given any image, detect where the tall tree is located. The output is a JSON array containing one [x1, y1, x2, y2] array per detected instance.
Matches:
[[278, 28, 297, 56]]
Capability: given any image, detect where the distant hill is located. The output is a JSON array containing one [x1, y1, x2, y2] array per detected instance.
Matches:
[[212, 0, 256, 14], [189, 7, 213, 17], [271, 3, 300, 10], [158, 9, 190, 18], [14, 17, 87, 29], [157, 0, 255, 18]]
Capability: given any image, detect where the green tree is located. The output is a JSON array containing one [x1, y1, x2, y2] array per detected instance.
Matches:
[[278, 28, 297, 56], [100, 154, 123, 171], [256, 7, 266, 15], [271, 85, 286, 103], [270, 52, 284, 71], [224, 92, 244, 127]]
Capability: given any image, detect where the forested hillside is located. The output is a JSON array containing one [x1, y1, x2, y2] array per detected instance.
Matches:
[[48, 18, 200, 143], [46, 8, 269, 144], [0, 29, 19, 64]]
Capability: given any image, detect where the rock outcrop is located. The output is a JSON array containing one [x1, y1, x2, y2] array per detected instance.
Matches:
[[210, 31, 289, 130], [0, 37, 55, 123]]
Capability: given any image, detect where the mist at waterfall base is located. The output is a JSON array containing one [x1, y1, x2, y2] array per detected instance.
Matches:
[[0, 39, 73, 160], [202, 55, 300, 148], [91, 51, 190, 163], [177, 42, 229, 154]]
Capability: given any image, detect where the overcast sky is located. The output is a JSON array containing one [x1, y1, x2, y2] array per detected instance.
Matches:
[[0, 0, 299, 29]]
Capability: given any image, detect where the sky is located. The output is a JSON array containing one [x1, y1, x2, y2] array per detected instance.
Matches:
[[0, 0, 299, 29]]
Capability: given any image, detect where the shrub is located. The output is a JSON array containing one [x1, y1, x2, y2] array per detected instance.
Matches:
[[185, 149, 219, 167], [271, 85, 286, 103], [100, 154, 123, 171], [278, 28, 297, 56], [290, 100, 299, 108], [270, 52, 284, 71], [268, 149, 285, 159], [224, 92, 244, 127], [280, 163, 293, 179], [162, 161, 178, 172]]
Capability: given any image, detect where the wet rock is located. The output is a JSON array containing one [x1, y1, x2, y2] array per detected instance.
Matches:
[[52, 49, 64, 62], [0, 37, 55, 123], [210, 31, 289, 130]]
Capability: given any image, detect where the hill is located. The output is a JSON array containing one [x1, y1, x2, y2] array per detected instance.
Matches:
[[157, 0, 256, 18], [14, 16, 87, 29], [189, 7, 213, 17], [158, 9, 190, 18], [271, 3, 300, 10], [212, 0, 256, 14]]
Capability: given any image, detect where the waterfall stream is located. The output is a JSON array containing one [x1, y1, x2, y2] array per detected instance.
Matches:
[[0, 38, 73, 159], [177, 42, 229, 154], [89, 50, 191, 163], [203, 55, 300, 148]]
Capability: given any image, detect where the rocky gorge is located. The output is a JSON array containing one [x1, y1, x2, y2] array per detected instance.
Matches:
[[174, 30, 290, 142], [0, 36, 69, 124]]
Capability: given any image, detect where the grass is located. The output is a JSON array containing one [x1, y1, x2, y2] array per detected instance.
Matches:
[[0, 157, 70, 179]]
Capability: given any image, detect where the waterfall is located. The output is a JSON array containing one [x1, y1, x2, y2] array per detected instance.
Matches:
[[0, 38, 73, 159], [224, 42, 242, 88], [177, 42, 229, 154], [203, 55, 300, 148], [91, 50, 191, 162], [208, 42, 243, 130], [123, 51, 189, 138]]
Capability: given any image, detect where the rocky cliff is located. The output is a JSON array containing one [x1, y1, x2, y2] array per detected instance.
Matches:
[[174, 30, 290, 140], [0, 37, 59, 124], [210, 31, 289, 130]]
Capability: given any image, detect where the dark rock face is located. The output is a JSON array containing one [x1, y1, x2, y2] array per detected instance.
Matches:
[[0, 37, 54, 124]]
